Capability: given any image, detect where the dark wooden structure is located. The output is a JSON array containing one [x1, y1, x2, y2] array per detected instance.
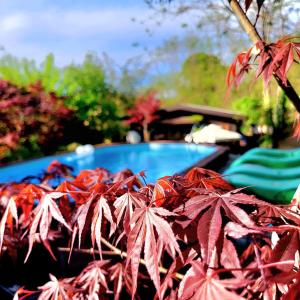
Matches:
[[151, 104, 245, 141], [156, 104, 245, 130]]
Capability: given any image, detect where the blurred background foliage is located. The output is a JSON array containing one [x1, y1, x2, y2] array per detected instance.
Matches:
[[0, 53, 130, 139], [0, 53, 133, 163], [0, 47, 298, 162], [0, 80, 74, 163]]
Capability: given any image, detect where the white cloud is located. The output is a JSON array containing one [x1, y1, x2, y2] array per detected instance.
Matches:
[[0, 12, 30, 32]]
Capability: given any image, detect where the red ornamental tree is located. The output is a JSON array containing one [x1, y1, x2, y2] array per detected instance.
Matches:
[[227, 0, 300, 114], [126, 91, 160, 142]]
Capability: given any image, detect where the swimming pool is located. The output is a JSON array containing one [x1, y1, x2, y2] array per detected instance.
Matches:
[[0, 143, 220, 184]]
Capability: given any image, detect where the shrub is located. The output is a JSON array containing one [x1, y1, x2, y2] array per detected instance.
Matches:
[[0, 80, 73, 163], [1, 164, 300, 299], [233, 93, 293, 147], [0, 53, 130, 143]]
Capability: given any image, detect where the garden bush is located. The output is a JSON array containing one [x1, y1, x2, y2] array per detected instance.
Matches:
[[0, 53, 131, 144], [1, 164, 300, 299], [233, 93, 293, 147], [59, 54, 128, 142], [0, 80, 74, 163]]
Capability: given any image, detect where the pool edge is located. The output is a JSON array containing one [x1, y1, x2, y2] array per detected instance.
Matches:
[[179, 145, 229, 174]]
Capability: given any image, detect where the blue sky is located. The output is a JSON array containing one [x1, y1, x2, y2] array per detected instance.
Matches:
[[0, 0, 196, 66]]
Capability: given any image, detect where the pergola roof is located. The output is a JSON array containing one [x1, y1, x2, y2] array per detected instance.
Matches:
[[156, 104, 245, 125]]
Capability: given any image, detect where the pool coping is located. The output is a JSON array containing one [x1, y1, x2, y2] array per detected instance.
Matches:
[[0, 141, 229, 175], [178, 144, 229, 174]]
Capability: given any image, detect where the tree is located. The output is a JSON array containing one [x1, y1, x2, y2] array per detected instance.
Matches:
[[126, 91, 160, 141], [0, 53, 60, 91], [58, 53, 125, 140], [174, 53, 228, 106], [147, 0, 300, 113], [3, 163, 300, 299], [227, 0, 300, 113]]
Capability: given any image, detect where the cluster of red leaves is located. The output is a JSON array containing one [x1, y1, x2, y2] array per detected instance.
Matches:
[[0, 80, 73, 162], [227, 35, 300, 138], [126, 91, 160, 128], [227, 36, 300, 90], [1, 164, 300, 299]]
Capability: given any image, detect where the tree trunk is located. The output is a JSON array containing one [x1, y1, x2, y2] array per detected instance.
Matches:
[[143, 123, 150, 142], [228, 0, 300, 113]]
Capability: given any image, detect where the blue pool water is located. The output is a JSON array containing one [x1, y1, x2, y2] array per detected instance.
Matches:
[[0, 143, 216, 184]]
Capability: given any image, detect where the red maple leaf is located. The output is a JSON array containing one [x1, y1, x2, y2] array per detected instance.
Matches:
[[126, 203, 182, 299], [109, 262, 133, 300], [281, 270, 300, 300], [68, 184, 116, 261], [226, 48, 253, 89], [0, 197, 18, 252], [227, 37, 300, 92], [13, 287, 37, 300], [157, 248, 197, 300], [37, 274, 75, 300], [175, 189, 257, 267], [91, 195, 116, 258], [184, 167, 233, 192], [42, 160, 74, 183], [152, 176, 179, 207], [221, 238, 244, 279], [267, 228, 300, 272], [113, 191, 143, 235], [25, 192, 72, 262], [74, 168, 111, 189], [75, 260, 110, 297], [254, 201, 300, 226], [178, 260, 247, 300], [56, 180, 88, 206]]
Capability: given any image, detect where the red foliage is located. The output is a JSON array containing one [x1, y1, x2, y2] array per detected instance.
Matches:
[[1, 163, 300, 299], [0, 80, 73, 162], [227, 36, 300, 90], [227, 36, 300, 138], [126, 91, 160, 128], [178, 260, 248, 300]]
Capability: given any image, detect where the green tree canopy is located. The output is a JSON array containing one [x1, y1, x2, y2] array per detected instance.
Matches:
[[58, 53, 128, 140], [177, 53, 227, 106], [0, 53, 130, 142]]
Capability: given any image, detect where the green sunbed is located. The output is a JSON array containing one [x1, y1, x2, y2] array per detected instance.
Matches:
[[230, 152, 300, 168], [241, 147, 300, 158], [224, 163, 300, 179], [224, 173, 296, 204], [223, 147, 300, 203]]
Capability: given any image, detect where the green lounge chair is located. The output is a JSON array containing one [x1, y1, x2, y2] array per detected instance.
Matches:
[[230, 152, 300, 168], [224, 173, 296, 204], [224, 163, 300, 179], [240, 147, 300, 158], [223, 147, 300, 204]]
